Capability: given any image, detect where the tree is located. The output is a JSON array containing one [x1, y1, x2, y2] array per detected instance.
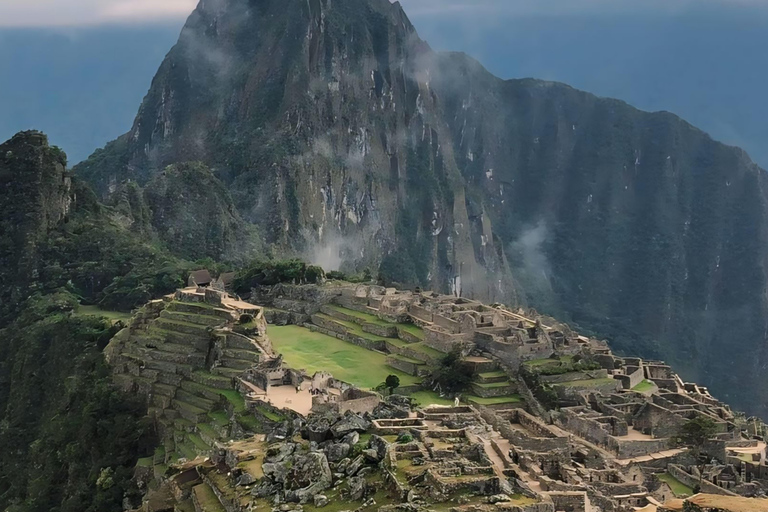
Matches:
[[672, 415, 718, 486], [427, 348, 474, 396], [385, 375, 401, 395]]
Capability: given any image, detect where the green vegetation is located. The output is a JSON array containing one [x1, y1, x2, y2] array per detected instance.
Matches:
[[425, 349, 474, 396], [633, 380, 656, 393], [255, 406, 285, 423], [478, 370, 508, 379], [193, 484, 226, 512], [465, 395, 524, 406], [268, 325, 418, 389], [408, 391, 454, 407], [233, 259, 325, 294], [385, 337, 443, 359], [524, 356, 574, 367], [523, 356, 600, 376], [672, 415, 719, 487], [136, 457, 153, 468], [657, 473, 694, 497], [385, 375, 401, 395], [75, 305, 134, 323], [217, 389, 246, 414]]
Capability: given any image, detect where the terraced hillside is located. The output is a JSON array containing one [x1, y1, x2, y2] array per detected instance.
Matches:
[[266, 301, 523, 408], [105, 292, 273, 473]]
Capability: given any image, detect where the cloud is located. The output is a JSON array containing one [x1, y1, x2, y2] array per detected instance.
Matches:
[[0, 0, 197, 27], [399, 0, 768, 18], [2, 0, 766, 27]]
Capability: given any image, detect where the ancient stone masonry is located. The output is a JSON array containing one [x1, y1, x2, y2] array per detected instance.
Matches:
[[123, 282, 768, 512]]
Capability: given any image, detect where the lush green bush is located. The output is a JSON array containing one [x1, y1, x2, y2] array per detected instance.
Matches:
[[426, 349, 474, 396], [233, 259, 326, 293]]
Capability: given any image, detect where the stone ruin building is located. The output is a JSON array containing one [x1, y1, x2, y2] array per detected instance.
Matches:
[[107, 280, 768, 512]]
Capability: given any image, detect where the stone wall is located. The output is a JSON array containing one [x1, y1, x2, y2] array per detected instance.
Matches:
[[386, 356, 422, 376], [385, 340, 435, 363], [667, 464, 738, 496], [424, 328, 470, 354], [433, 314, 460, 334], [338, 389, 381, 415], [396, 327, 422, 344], [615, 366, 644, 390], [307, 324, 386, 352], [479, 408, 568, 452], [409, 304, 433, 324], [541, 369, 609, 384], [613, 438, 670, 459], [633, 402, 687, 439], [546, 491, 588, 512], [362, 323, 398, 338]]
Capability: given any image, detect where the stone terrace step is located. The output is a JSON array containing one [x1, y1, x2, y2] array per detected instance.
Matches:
[[385, 338, 442, 363], [475, 371, 510, 384], [155, 341, 201, 356], [222, 348, 260, 361], [471, 381, 517, 398], [152, 382, 178, 398], [181, 380, 226, 402], [211, 367, 244, 380], [154, 318, 211, 336], [157, 371, 184, 387], [146, 326, 211, 351], [150, 348, 207, 367], [465, 394, 525, 411], [220, 358, 256, 371], [173, 399, 209, 423], [166, 301, 234, 320], [176, 389, 217, 411], [161, 310, 227, 328], [191, 371, 234, 390], [223, 333, 260, 351]]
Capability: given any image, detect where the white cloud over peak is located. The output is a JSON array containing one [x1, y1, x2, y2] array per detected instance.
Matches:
[[0, 0, 766, 27], [0, 0, 197, 27]]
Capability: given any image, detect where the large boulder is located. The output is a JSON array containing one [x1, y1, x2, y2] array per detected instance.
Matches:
[[265, 442, 296, 463], [325, 442, 350, 463], [284, 452, 333, 504], [342, 432, 360, 448], [345, 455, 365, 476], [330, 412, 371, 438], [304, 415, 336, 443], [368, 435, 389, 462], [348, 475, 368, 501]]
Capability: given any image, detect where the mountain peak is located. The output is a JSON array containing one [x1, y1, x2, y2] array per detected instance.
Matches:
[[76, 0, 768, 416]]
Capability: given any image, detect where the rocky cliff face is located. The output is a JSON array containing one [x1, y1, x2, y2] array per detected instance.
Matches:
[[76, 0, 768, 415], [0, 131, 72, 309]]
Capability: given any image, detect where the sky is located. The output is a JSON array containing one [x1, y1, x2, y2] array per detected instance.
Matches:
[[2, 0, 768, 27], [1, 0, 767, 167]]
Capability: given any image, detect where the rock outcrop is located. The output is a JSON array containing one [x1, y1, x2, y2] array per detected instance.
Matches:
[[0, 131, 72, 310]]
